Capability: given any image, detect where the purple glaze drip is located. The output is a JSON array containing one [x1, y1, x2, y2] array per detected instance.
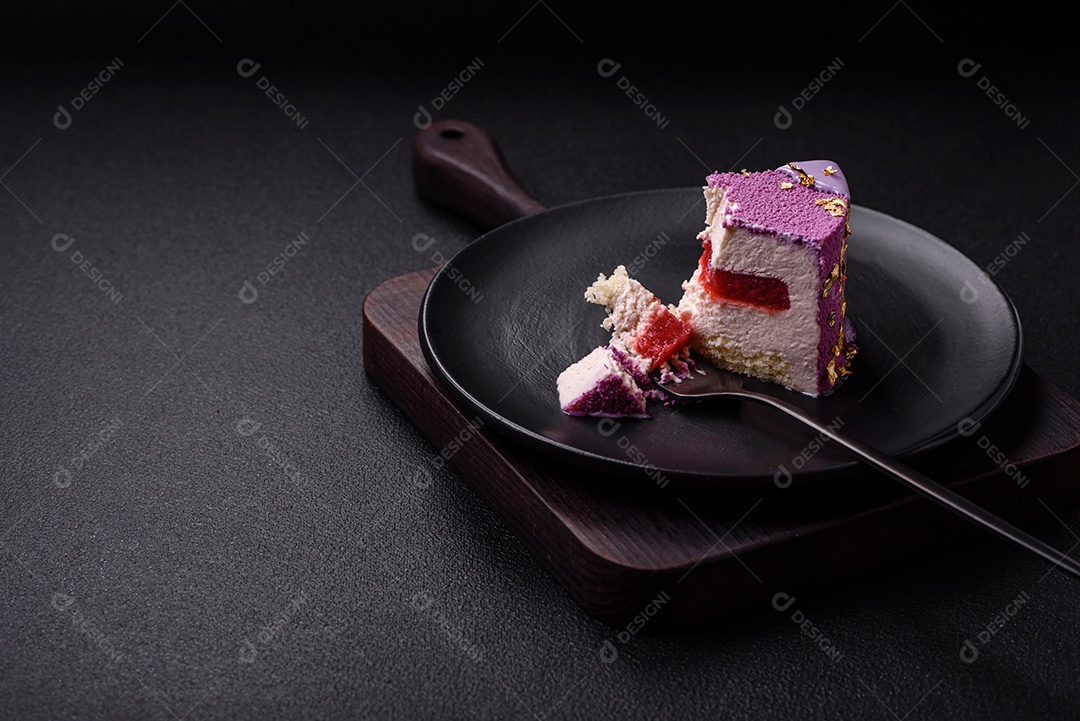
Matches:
[[776, 160, 849, 197]]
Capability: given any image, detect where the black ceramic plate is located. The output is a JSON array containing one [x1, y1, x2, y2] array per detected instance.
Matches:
[[419, 189, 1022, 485]]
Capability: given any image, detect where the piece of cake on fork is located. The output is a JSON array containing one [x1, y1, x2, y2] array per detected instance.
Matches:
[[556, 266, 695, 418]]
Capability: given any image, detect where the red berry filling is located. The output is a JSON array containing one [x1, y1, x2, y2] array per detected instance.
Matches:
[[633, 305, 693, 366], [699, 239, 790, 313]]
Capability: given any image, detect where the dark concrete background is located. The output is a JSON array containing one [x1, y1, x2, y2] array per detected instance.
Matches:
[[2, 3, 1079, 719]]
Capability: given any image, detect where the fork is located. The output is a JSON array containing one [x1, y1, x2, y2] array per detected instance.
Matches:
[[651, 352, 1080, 581]]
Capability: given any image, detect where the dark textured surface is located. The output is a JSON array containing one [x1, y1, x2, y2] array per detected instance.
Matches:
[[3, 6, 1080, 719]]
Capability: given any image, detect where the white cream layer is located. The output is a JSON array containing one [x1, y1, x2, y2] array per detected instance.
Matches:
[[703, 183, 733, 268], [678, 228, 824, 395]]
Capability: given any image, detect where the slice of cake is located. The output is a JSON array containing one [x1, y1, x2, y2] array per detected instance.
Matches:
[[677, 161, 856, 396], [557, 346, 650, 418]]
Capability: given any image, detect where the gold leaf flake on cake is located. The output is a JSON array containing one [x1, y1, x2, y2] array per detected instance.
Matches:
[[823, 165, 838, 176], [786, 162, 816, 188], [814, 197, 852, 238], [779, 181, 793, 190], [827, 310, 836, 327], [825, 358, 839, 385], [740, 169, 751, 176], [822, 263, 840, 297], [839, 323, 857, 377], [814, 197, 848, 217], [830, 326, 846, 361], [839, 336, 856, 376]]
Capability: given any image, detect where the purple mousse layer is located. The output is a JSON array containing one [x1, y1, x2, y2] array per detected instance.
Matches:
[[563, 374, 648, 418], [820, 317, 858, 395], [706, 169, 848, 247], [814, 225, 846, 394]]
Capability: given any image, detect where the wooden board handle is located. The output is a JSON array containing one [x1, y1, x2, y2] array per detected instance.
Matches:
[[412, 119, 546, 232]]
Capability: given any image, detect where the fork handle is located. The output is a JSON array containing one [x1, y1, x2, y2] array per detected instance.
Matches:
[[748, 392, 1080, 581]]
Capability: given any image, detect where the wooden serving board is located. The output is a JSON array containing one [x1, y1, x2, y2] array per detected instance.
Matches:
[[363, 266, 1080, 629]]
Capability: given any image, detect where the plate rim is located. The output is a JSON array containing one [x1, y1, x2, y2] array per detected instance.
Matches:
[[418, 188, 1024, 484]]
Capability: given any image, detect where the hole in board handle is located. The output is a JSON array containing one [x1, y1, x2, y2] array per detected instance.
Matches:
[[440, 128, 465, 139]]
